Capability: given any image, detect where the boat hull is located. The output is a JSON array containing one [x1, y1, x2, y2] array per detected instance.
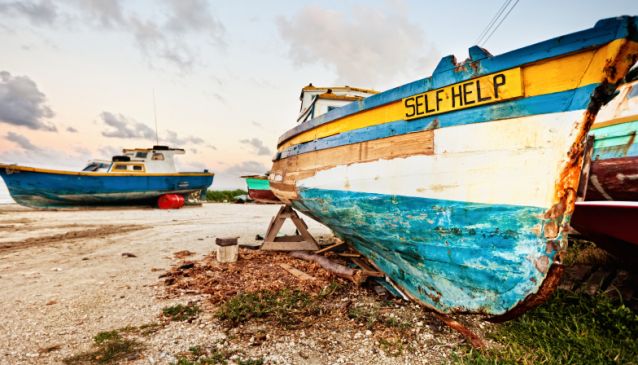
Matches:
[[271, 17, 638, 316], [0, 166, 214, 208], [244, 177, 281, 204], [571, 201, 638, 260]]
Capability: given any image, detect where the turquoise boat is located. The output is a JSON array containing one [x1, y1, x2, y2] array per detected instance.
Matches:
[[242, 175, 280, 204], [0, 146, 214, 208]]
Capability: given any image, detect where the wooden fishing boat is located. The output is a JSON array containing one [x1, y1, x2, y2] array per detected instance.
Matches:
[[585, 79, 638, 201], [269, 17, 638, 318], [0, 146, 214, 208], [242, 175, 281, 204]]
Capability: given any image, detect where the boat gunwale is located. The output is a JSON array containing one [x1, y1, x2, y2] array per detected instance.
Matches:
[[277, 16, 636, 147], [0, 164, 214, 177]]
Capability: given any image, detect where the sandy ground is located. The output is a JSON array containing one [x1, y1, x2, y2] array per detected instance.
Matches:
[[0, 203, 337, 364]]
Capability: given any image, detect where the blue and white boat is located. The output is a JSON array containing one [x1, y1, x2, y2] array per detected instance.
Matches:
[[0, 146, 214, 208], [270, 17, 638, 318]]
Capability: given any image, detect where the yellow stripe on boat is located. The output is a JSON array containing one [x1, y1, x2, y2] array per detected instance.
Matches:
[[279, 39, 633, 150], [0, 164, 213, 177]]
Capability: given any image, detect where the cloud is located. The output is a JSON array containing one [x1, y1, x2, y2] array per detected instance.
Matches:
[[66, 126, 78, 133], [5, 131, 41, 151], [239, 138, 272, 156], [277, 3, 435, 87], [223, 160, 268, 176], [98, 145, 122, 159], [100, 111, 155, 139], [0, 71, 56, 131], [163, 130, 204, 146], [0, 0, 58, 26], [2, 0, 225, 72]]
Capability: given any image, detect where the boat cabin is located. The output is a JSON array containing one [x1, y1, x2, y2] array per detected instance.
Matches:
[[297, 84, 378, 123], [81, 146, 186, 174]]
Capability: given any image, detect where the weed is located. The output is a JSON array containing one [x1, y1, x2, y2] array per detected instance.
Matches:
[[93, 331, 120, 345], [216, 289, 313, 327], [347, 305, 380, 329], [172, 346, 236, 365], [453, 290, 638, 364], [63, 330, 143, 364], [163, 303, 201, 321], [348, 304, 412, 331], [378, 337, 404, 357]]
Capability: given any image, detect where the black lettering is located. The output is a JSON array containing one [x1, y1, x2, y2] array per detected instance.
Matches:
[[476, 80, 491, 102], [451, 85, 463, 108], [493, 74, 506, 98], [435, 89, 444, 111], [424, 93, 436, 113], [415, 94, 425, 116], [462, 82, 475, 105], [404, 97, 416, 117]]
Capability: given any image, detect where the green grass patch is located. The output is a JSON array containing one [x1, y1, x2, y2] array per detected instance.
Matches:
[[347, 303, 412, 331], [162, 303, 201, 321], [63, 330, 144, 364], [453, 290, 638, 364], [205, 189, 247, 203], [216, 288, 315, 327], [171, 344, 263, 365]]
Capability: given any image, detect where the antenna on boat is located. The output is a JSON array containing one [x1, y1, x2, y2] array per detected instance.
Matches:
[[153, 89, 159, 145]]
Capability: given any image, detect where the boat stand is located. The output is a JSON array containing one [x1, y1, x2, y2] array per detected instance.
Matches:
[[260, 205, 319, 251]]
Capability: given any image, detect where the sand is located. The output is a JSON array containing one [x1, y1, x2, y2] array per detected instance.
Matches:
[[0, 203, 333, 364]]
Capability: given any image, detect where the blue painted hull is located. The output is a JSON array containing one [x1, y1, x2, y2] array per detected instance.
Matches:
[[293, 188, 554, 315], [0, 168, 213, 208]]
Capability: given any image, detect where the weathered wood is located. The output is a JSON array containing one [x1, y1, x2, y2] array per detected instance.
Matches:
[[261, 205, 319, 251], [577, 135, 595, 201], [315, 241, 344, 254], [434, 313, 486, 349], [290, 251, 364, 284], [278, 263, 316, 281]]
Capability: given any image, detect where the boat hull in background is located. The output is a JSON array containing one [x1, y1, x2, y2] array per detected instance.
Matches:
[[0, 165, 214, 208]]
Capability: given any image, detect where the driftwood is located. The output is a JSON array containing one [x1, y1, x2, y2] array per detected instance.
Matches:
[[278, 263, 316, 281], [290, 251, 365, 284], [434, 313, 486, 349]]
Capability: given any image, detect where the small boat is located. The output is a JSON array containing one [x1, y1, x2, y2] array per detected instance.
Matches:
[[269, 17, 638, 317], [0, 146, 214, 208], [585, 79, 638, 201], [241, 175, 281, 204]]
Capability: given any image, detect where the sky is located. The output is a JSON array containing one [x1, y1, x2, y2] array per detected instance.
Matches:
[[1, 0, 638, 194]]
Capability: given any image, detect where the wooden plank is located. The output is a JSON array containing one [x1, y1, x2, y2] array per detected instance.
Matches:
[[279, 263, 316, 281], [315, 241, 344, 254]]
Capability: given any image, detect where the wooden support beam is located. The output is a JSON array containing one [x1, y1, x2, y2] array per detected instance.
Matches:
[[261, 205, 320, 251]]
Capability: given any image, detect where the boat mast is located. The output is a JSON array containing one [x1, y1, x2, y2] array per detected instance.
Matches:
[[153, 89, 159, 146]]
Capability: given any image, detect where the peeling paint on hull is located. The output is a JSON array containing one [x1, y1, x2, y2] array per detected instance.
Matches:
[[294, 189, 554, 315]]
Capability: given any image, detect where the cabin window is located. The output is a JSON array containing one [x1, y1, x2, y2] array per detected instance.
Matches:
[[113, 164, 127, 171], [327, 106, 338, 112], [133, 165, 143, 171], [152, 153, 165, 161], [82, 163, 98, 172], [628, 86, 638, 99], [135, 152, 148, 158]]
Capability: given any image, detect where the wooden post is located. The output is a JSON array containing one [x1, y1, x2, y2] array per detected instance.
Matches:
[[260, 205, 319, 251]]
